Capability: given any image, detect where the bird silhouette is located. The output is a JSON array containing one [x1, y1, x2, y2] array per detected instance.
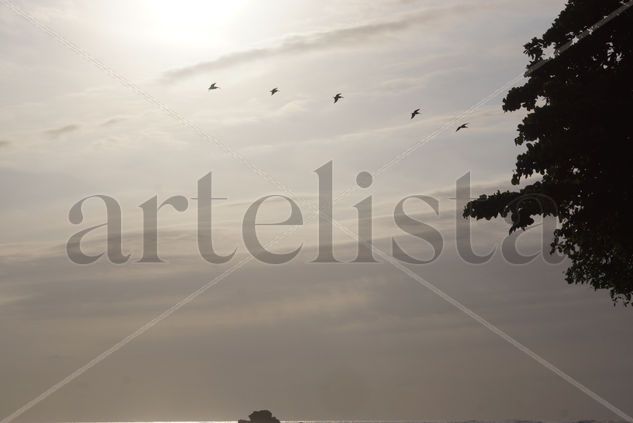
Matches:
[[270, 87, 279, 96], [333, 93, 343, 103], [456, 123, 469, 132], [411, 109, 421, 119], [208, 83, 219, 91]]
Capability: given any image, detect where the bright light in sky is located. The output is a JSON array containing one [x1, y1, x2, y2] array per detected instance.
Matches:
[[140, 0, 248, 43], [4, 1, 633, 421]]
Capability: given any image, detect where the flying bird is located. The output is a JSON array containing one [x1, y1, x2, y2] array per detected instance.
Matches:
[[411, 108, 421, 119], [208, 83, 219, 90], [333, 93, 343, 103], [270, 87, 279, 96], [456, 123, 469, 132]]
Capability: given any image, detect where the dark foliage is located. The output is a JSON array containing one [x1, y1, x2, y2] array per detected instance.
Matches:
[[243, 410, 281, 423], [463, 0, 633, 304]]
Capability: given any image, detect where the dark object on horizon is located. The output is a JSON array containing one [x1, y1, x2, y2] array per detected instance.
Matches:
[[270, 87, 279, 95], [411, 108, 421, 119], [208, 82, 219, 90], [463, 0, 633, 304], [456, 122, 469, 131], [242, 410, 280, 423], [333, 93, 343, 103]]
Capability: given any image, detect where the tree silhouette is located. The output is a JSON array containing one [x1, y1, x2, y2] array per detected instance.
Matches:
[[463, 0, 633, 304], [239, 410, 281, 423]]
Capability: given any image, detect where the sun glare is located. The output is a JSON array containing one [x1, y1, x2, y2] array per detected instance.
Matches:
[[143, 0, 247, 43]]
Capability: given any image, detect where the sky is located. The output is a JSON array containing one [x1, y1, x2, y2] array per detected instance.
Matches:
[[1, 0, 633, 422]]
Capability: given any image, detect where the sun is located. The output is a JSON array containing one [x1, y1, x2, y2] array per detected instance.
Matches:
[[143, 0, 248, 43]]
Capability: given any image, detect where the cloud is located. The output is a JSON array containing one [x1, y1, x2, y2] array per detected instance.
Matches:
[[162, 3, 497, 83], [100, 116, 127, 127], [43, 124, 80, 138]]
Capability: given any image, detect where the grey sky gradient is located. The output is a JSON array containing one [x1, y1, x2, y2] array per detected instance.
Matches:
[[162, 2, 505, 83], [1, 0, 632, 422]]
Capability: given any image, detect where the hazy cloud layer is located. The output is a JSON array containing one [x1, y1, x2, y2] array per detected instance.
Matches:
[[100, 116, 127, 127], [5, 0, 628, 421], [1, 241, 632, 421], [43, 123, 81, 138], [163, 3, 498, 83]]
